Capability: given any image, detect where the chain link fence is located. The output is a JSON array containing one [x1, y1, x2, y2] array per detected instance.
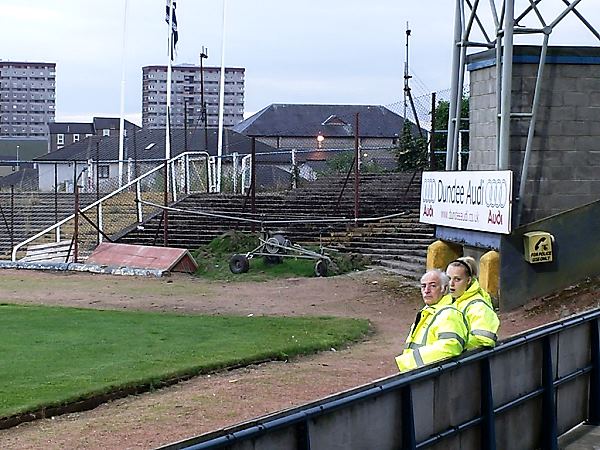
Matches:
[[0, 86, 471, 260], [3, 153, 211, 261], [385, 87, 470, 170]]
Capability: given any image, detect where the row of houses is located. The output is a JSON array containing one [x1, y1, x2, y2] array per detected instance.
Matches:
[[2, 103, 422, 192]]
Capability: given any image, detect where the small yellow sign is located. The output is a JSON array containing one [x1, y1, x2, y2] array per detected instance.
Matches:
[[523, 231, 553, 264]]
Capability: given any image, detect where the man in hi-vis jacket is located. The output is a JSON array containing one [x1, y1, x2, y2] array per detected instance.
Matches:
[[395, 270, 467, 373]]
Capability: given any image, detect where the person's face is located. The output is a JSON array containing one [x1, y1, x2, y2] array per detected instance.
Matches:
[[420, 272, 444, 306], [446, 264, 471, 299]]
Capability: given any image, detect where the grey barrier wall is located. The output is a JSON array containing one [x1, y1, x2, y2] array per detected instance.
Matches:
[[499, 199, 600, 311], [161, 308, 600, 450]]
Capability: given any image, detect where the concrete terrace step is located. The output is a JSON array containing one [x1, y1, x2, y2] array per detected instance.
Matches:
[[337, 246, 427, 258], [376, 258, 426, 280], [335, 241, 431, 251], [118, 172, 429, 259]]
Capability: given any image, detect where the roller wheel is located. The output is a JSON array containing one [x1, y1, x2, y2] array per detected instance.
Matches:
[[229, 254, 250, 274], [314, 259, 328, 277], [265, 234, 287, 254], [264, 255, 283, 265]]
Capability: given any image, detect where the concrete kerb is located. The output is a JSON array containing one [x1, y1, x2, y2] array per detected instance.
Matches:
[[0, 260, 166, 277]]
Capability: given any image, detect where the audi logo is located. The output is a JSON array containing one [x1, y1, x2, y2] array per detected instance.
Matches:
[[485, 179, 508, 208], [421, 178, 437, 203]]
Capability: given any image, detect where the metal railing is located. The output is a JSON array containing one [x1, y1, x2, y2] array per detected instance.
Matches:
[[11, 151, 209, 261], [162, 308, 600, 450]]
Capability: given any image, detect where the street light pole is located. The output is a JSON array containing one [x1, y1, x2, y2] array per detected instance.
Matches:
[[200, 47, 209, 151], [16, 145, 20, 169]]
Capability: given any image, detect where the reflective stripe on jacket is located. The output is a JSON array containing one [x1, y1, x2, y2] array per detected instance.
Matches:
[[395, 303, 467, 373], [440, 279, 500, 351]]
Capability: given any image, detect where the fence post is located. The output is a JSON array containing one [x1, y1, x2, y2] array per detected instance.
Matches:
[[401, 385, 417, 450], [54, 162, 58, 223], [10, 185, 14, 250], [541, 336, 558, 450], [73, 175, 79, 263], [251, 138, 256, 233], [291, 149, 298, 189], [294, 420, 311, 450], [171, 159, 178, 203], [205, 156, 210, 193], [136, 180, 143, 223], [354, 112, 360, 220], [232, 152, 239, 194], [430, 92, 437, 169], [163, 160, 169, 247], [588, 319, 600, 425], [185, 153, 190, 195], [98, 203, 104, 244], [480, 357, 497, 450], [127, 158, 133, 185]]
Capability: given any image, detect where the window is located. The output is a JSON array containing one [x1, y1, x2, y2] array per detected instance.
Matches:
[[57, 134, 64, 145], [73, 134, 80, 142], [98, 165, 110, 178], [102, 129, 110, 137]]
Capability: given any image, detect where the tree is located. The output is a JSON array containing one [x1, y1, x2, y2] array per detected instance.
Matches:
[[394, 121, 428, 171], [432, 97, 469, 169]]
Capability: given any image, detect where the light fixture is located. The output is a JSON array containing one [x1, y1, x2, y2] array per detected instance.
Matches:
[[316, 133, 324, 149]]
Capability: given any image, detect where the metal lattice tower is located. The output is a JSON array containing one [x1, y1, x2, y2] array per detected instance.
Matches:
[[446, 0, 600, 175]]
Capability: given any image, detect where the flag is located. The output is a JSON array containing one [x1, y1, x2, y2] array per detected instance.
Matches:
[[165, 1, 178, 60]]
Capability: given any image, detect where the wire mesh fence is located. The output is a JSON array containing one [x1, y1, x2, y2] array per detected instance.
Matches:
[[3, 152, 213, 261], [386, 86, 470, 170], [0, 87, 469, 260]]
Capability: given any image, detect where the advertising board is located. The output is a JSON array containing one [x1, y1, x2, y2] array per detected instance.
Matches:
[[420, 171, 513, 234]]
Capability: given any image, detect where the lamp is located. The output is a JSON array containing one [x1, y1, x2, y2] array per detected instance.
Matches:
[[316, 134, 325, 149]]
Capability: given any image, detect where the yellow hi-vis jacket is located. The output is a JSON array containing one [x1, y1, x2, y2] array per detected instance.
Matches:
[[395, 303, 467, 373], [440, 279, 500, 351]]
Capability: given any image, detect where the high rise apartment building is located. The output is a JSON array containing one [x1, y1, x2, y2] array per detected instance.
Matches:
[[142, 64, 245, 129], [0, 61, 56, 138]]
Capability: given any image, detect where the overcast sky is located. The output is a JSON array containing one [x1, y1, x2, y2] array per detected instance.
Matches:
[[3, 1, 600, 125]]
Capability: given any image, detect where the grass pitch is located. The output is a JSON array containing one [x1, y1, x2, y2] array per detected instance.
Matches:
[[0, 303, 369, 419]]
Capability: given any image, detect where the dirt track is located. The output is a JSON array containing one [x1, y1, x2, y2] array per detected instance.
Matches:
[[0, 268, 597, 449]]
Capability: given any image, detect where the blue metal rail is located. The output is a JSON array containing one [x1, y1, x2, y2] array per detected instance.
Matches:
[[160, 308, 600, 450]]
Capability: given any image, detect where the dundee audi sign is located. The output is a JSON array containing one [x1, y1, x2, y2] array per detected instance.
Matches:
[[420, 171, 513, 234]]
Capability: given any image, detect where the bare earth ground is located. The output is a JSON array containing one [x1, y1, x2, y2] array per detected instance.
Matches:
[[0, 268, 598, 449]]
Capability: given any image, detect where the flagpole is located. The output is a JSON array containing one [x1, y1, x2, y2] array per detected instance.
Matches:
[[118, 0, 129, 187], [165, 0, 174, 161], [216, 0, 227, 193]]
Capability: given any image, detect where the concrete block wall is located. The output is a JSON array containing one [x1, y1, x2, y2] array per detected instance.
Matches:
[[468, 46, 600, 224]]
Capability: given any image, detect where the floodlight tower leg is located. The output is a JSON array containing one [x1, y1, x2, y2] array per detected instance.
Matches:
[[446, 0, 463, 170], [498, 0, 515, 170]]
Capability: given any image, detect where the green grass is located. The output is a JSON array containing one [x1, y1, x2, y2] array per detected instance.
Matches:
[[196, 253, 319, 281], [0, 303, 369, 418], [192, 231, 370, 281]]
